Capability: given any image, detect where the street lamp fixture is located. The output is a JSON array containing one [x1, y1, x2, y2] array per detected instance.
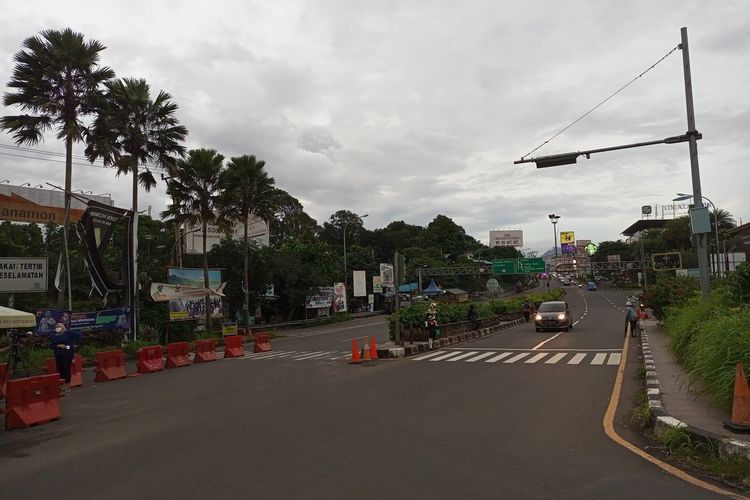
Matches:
[[548, 214, 561, 258], [674, 193, 721, 278], [343, 214, 369, 287]]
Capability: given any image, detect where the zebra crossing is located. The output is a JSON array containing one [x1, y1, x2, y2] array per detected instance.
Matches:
[[238, 350, 352, 361], [412, 349, 621, 366]]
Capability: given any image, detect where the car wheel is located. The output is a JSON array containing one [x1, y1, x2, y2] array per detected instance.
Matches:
[[535, 327, 540, 332], [564, 326, 569, 332], [569, 323, 573, 330]]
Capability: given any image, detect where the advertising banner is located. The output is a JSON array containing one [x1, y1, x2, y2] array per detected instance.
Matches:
[[559, 231, 575, 245], [166, 267, 223, 321], [0, 184, 112, 224], [0, 257, 47, 293], [380, 263, 394, 288], [561, 243, 576, 254], [35, 307, 131, 335], [372, 276, 383, 294], [333, 282, 347, 313], [305, 287, 335, 309], [353, 270, 366, 297]]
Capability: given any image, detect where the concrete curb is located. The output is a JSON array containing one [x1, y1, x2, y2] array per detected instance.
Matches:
[[381, 317, 527, 358], [640, 330, 750, 459]]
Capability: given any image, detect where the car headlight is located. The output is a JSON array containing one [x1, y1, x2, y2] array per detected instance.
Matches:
[[535, 314, 542, 321], [558, 313, 566, 320]]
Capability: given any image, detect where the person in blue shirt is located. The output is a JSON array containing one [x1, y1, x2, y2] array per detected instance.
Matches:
[[625, 303, 638, 337], [49, 322, 82, 394]]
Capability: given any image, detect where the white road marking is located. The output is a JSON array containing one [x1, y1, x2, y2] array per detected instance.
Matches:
[[504, 352, 531, 363], [430, 351, 467, 362], [545, 353, 567, 364], [525, 352, 549, 364], [446, 351, 480, 362], [291, 351, 327, 359], [485, 352, 513, 363], [532, 332, 563, 350], [295, 351, 336, 360], [607, 353, 622, 365], [465, 352, 496, 362], [567, 353, 587, 365], [412, 351, 447, 361], [591, 353, 607, 365]]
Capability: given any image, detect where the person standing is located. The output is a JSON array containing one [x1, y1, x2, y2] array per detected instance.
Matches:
[[625, 303, 638, 337], [522, 299, 533, 322], [425, 302, 438, 349], [49, 322, 81, 395], [467, 304, 479, 331]]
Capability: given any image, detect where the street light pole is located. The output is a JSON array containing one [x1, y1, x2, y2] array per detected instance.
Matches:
[[548, 214, 560, 260]]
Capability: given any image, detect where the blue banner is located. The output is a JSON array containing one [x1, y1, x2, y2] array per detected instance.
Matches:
[[36, 307, 131, 335]]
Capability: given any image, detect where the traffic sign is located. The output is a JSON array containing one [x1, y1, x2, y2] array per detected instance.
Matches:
[[492, 259, 516, 275], [516, 258, 545, 273]]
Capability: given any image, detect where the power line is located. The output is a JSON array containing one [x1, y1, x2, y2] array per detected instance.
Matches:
[[0, 148, 169, 172], [520, 44, 681, 160]]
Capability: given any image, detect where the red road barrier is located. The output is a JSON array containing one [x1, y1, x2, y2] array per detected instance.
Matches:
[[4, 374, 61, 430], [253, 332, 272, 353], [166, 342, 191, 369], [223, 335, 245, 358], [137, 345, 164, 374], [194, 339, 217, 363], [94, 350, 128, 382], [43, 355, 83, 387]]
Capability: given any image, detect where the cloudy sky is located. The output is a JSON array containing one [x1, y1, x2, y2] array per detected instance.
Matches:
[[0, 0, 747, 254]]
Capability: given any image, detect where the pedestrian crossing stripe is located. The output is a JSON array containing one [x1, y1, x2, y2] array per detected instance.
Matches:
[[412, 350, 622, 366], [239, 350, 352, 361]]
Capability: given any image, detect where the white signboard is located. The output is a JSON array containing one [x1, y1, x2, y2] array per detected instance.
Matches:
[[380, 263, 394, 288], [353, 270, 366, 297], [0, 257, 47, 292], [489, 229, 523, 248], [184, 216, 269, 255]]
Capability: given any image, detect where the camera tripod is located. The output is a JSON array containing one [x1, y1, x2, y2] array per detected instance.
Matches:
[[1, 330, 29, 389]]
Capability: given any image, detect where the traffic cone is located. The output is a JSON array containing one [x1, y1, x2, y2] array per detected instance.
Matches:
[[349, 339, 362, 364], [363, 346, 371, 362], [369, 337, 378, 360], [724, 363, 750, 433]]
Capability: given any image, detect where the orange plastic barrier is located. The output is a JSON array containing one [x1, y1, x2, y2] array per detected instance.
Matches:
[[43, 355, 83, 387], [194, 339, 217, 363], [166, 342, 191, 369], [94, 350, 128, 382], [4, 374, 61, 430], [253, 332, 272, 353], [223, 335, 245, 358], [137, 345, 164, 373]]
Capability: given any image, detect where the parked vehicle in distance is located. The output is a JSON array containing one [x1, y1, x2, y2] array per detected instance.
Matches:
[[560, 279, 571, 286], [534, 301, 573, 332], [586, 281, 597, 291]]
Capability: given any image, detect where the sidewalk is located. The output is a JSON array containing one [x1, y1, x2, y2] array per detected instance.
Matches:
[[641, 319, 750, 457]]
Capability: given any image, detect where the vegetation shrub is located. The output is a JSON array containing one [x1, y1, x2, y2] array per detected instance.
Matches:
[[724, 262, 750, 306], [643, 275, 699, 321]]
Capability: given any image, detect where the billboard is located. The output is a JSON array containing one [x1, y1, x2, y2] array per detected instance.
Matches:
[[184, 217, 269, 255], [0, 257, 47, 292], [35, 306, 131, 335], [166, 267, 223, 320], [489, 230, 523, 247], [0, 184, 112, 224], [380, 263, 394, 288], [353, 270, 366, 297], [559, 231, 575, 245]]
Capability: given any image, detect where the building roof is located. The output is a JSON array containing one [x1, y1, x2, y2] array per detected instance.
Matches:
[[621, 219, 671, 237]]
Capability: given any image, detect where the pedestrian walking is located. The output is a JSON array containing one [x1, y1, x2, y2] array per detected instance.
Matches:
[[625, 302, 638, 337], [467, 304, 480, 331], [49, 322, 81, 395]]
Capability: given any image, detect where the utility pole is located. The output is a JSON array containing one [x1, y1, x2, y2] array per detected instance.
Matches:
[[681, 27, 710, 299], [393, 250, 401, 345]]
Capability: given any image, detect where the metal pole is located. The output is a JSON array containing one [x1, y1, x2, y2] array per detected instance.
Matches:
[[394, 251, 401, 345], [681, 27, 710, 299], [343, 224, 347, 286]]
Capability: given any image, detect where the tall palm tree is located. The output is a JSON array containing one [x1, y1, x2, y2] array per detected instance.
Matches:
[[162, 149, 225, 331], [0, 28, 114, 308], [85, 77, 187, 334], [217, 155, 276, 331], [85, 77, 188, 212]]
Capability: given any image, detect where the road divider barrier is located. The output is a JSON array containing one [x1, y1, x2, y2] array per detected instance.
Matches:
[[137, 345, 164, 374], [4, 374, 61, 430], [43, 355, 83, 387], [253, 332, 272, 353], [94, 350, 128, 382], [194, 339, 217, 363], [724, 362, 750, 433], [223, 335, 245, 358], [166, 342, 191, 368]]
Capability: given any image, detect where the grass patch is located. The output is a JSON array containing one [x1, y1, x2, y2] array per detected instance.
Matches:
[[631, 390, 654, 428]]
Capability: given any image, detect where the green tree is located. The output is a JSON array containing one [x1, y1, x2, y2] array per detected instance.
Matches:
[[86, 77, 187, 213], [162, 148, 225, 330], [1, 28, 114, 308], [422, 214, 470, 257], [269, 190, 318, 244], [217, 154, 276, 330]]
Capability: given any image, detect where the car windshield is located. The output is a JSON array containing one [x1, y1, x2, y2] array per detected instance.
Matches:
[[538, 302, 565, 312]]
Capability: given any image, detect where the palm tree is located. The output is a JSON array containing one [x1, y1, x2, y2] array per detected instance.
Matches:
[[0, 28, 114, 308], [86, 77, 188, 212], [217, 155, 276, 331], [85, 77, 187, 335], [162, 149, 225, 331]]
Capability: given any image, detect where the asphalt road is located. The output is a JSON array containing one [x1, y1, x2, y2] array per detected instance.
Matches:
[[0, 286, 735, 499]]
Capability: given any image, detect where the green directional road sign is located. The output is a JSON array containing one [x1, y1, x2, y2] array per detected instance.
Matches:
[[517, 258, 546, 273], [492, 259, 516, 275]]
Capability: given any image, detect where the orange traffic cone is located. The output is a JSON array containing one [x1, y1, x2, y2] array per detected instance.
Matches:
[[369, 337, 378, 360], [363, 346, 371, 362], [724, 363, 750, 433], [349, 339, 362, 364]]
